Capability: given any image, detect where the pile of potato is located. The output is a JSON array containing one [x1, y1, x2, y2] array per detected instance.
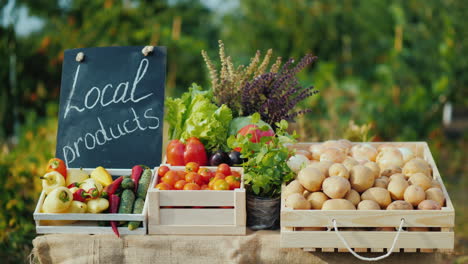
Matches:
[[284, 140, 446, 213]]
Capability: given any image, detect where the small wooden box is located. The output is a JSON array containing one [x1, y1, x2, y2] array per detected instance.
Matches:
[[148, 166, 246, 235], [280, 142, 455, 253], [34, 168, 151, 235]]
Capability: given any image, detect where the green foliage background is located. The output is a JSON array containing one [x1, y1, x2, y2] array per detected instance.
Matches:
[[0, 0, 467, 262]]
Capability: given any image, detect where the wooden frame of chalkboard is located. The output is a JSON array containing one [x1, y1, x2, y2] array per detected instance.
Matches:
[[55, 46, 167, 169]]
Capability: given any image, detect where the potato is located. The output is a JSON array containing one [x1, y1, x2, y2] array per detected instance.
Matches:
[[425, 187, 445, 207], [328, 163, 349, 179], [309, 144, 325, 160], [417, 199, 441, 210], [408, 173, 432, 191], [285, 193, 311, 210], [338, 139, 353, 150], [376, 148, 404, 171], [297, 167, 325, 192], [349, 165, 374, 192], [320, 147, 347, 163], [387, 200, 413, 210], [357, 200, 381, 210], [361, 187, 392, 208], [402, 158, 431, 178], [398, 147, 415, 164], [322, 199, 356, 210], [387, 178, 409, 200], [364, 161, 380, 179], [323, 176, 351, 199], [380, 166, 402, 177], [431, 179, 442, 189], [323, 140, 348, 154], [351, 144, 378, 162], [296, 149, 313, 160], [307, 161, 333, 178], [343, 157, 360, 171], [345, 189, 361, 206], [306, 192, 329, 209], [408, 227, 430, 231], [283, 180, 305, 198], [287, 154, 311, 173], [404, 185, 426, 206], [373, 177, 389, 189], [389, 173, 406, 182]]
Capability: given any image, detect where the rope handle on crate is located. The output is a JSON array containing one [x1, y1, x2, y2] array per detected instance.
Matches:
[[332, 218, 405, 261]]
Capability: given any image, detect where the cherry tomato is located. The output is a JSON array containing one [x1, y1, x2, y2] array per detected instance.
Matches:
[[155, 182, 171, 190], [46, 158, 67, 180], [174, 180, 187, 190], [176, 170, 187, 178], [213, 179, 230, 190], [166, 139, 186, 166], [200, 184, 209, 190], [161, 171, 181, 188], [231, 171, 241, 178], [184, 183, 201, 190], [185, 172, 203, 186], [185, 162, 200, 173], [217, 163, 231, 176], [198, 168, 212, 183], [158, 166, 170, 177], [214, 172, 226, 180], [208, 175, 224, 189], [225, 176, 241, 190]]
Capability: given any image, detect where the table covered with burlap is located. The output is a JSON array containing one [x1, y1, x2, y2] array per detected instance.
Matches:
[[32, 230, 444, 264]]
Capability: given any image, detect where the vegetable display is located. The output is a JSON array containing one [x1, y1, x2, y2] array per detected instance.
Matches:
[[284, 140, 446, 213]]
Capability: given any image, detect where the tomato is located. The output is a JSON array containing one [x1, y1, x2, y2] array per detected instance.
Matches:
[[200, 184, 209, 190], [176, 170, 187, 178], [208, 175, 224, 189], [217, 164, 231, 176], [158, 166, 170, 177], [225, 176, 241, 190], [184, 137, 208, 166], [185, 172, 203, 185], [185, 162, 200, 173], [155, 182, 171, 190], [174, 180, 187, 190], [161, 171, 180, 188], [213, 172, 225, 180], [198, 168, 212, 183], [238, 124, 274, 143], [183, 183, 201, 190], [166, 139, 185, 166], [213, 179, 230, 190], [231, 171, 241, 178], [46, 158, 67, 180]]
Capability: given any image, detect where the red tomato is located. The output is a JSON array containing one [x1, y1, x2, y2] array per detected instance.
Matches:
[[46, 158, 67, 180], [198, 168, 212, 183], [155, 182, 171, 190], [231, 171, 241, 178], [185, 172, 203, 186], [225, 176, 241, 190], [200, 184, 209, 190], [158, 166, 170, 177], [185, 162, 200, 173], [184, 183, 201, 190], [217, 164, 231, 176], [184, 137, 208, 166], [176, 170, 187, 178], [174, 180, 187, 190], [213, 172, 226, 180], [166, 139, 185, 166], [161, 171, 180, 188], [208, 175, 223, 189], [213, 179, 230, 190]]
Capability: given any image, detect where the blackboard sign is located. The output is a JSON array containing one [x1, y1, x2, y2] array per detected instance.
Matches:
[[56, 46, 166, 168]]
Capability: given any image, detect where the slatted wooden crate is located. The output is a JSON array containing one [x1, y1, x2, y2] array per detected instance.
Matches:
[[148, 166, 246, 235], [34, 168, 151, 235], [281, 142, 455, 253]]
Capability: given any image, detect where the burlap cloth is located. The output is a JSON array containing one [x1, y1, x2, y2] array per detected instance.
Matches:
[[32, 230, 443, 264]]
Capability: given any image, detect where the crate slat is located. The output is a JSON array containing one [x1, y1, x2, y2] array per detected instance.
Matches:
[[148, 225, 246, 235], [160, 208, 234, 225]]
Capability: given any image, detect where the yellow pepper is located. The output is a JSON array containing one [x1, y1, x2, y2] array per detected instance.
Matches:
[[42, 187, 72, 213], [42, 201, 88, 225], [91, 166, 113, 187], [40, 171, 66, 194], [87, 198, 109, 213]]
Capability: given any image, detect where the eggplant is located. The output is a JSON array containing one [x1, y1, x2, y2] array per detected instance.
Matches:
[[209, 150, 231, 166], [228, 151, 243, 166]]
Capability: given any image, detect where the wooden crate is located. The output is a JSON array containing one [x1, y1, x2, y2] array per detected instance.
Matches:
[[34, 168, 151, 235], [281, 142, 455, 253], [148, 166, 246, 235]]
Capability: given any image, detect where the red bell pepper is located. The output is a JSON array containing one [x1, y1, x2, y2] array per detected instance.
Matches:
[[184, 137, 208, 165], [166, 139, 186, 165], [109, 194, 120, 238]]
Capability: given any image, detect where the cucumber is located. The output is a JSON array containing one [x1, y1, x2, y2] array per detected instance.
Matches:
[[128, 198, 145, 230], [118, 189, 135, 224], [137, 168, 152, 200], [121, 178, 135, 190]]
